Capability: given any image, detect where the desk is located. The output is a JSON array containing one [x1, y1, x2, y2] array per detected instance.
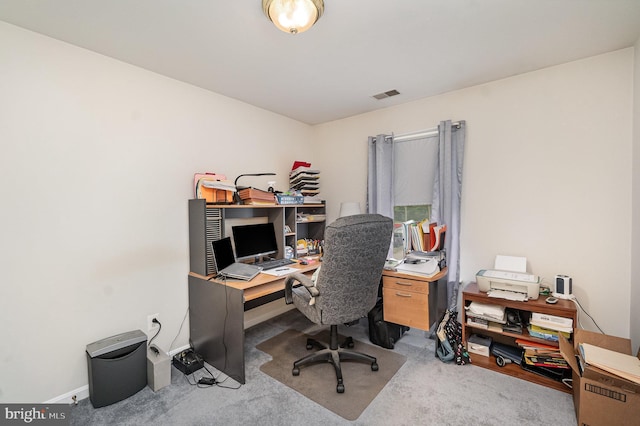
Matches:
[[188, 263, 319, 383], [381, 268, 448, 333]]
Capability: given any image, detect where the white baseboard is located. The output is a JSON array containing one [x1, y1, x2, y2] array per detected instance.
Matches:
[[45, 344, 191, 404], [168, 344, 191, 357], [44, 385, 89, 404], [46, 301, 286, 404]]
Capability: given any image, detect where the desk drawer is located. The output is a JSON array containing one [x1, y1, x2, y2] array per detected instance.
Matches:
[[382, 276, 429, 294], [382, 287, 430, 330]]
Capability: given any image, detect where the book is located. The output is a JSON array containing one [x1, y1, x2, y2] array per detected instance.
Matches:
[[238, 187, 275, 202], [516, 338, 559, 351], [530, 312, 573, 333], [410, 223, 425, 251], [523, 352, 569, 369], [428, 223, 447, 251], [400, 220, 416, 255], [527, 324, 571, 342]]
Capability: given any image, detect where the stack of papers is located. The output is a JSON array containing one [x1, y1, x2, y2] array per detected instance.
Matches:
[[465, 301, 506, 324], [289, 162, 320, 197], [580, 343, 640, 384], [395, 258, 440, 278], [487, 289, 528, 302], [528, 324, 570, 342], [193, 173, 236, 204]]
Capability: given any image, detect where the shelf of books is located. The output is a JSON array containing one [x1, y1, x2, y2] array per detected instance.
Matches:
[[461, 282, 577, 393]]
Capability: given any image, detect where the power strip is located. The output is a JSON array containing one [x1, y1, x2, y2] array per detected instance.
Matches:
[[172, 349, 204, 375]]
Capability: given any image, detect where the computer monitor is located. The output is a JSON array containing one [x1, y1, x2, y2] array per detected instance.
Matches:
[[232, 222, 279, 262]]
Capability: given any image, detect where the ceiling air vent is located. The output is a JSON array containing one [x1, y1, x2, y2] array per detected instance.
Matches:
[[372, 89, 400, 100]]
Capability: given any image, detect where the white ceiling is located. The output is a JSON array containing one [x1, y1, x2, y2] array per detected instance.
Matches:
[[1, 0, 640, 125]]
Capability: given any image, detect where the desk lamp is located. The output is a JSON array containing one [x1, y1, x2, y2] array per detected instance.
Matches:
[[233, 173, 276, 204]]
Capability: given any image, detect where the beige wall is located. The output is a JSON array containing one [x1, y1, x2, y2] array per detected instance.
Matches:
[[315, 49, 634, 342], [631, 36, 640, 355], [0, 22, 314, 403], [1, 19, 637, 403]]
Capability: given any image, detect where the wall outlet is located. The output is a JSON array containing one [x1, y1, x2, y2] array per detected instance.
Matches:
[[147, 313, 160, 332]]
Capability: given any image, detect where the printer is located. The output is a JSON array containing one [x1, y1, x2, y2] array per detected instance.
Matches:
[[476, 269, 540, 301]]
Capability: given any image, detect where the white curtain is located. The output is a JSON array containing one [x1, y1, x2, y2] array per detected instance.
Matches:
[[431, 120, 466, 308], [367, 122, 466, 305]]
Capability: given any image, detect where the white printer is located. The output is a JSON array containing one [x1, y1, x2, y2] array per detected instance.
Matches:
[[476, 269, 540, 301]]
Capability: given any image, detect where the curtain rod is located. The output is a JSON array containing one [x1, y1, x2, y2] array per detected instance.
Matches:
[[391, 121, 461, 143]]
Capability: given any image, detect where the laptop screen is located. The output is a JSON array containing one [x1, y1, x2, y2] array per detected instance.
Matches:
[[211, 237, 235, 272]]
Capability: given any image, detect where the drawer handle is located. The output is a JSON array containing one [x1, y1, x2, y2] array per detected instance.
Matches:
[[395, 292, 412, 298], [394, 281, 413, 287]]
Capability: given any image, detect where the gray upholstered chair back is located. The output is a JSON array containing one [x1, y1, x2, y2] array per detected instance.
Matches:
[[312, 213, 393, 325]]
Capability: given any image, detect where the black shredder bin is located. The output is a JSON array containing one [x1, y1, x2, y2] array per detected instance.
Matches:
[[86, 329, 147, 408]]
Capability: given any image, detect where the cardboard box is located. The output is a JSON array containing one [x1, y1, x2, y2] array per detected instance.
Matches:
[[559, 329, 640, 426], [467, 334, 492, 357]]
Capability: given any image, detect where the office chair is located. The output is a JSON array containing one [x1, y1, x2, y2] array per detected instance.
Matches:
[[284, 213, 393, 393]]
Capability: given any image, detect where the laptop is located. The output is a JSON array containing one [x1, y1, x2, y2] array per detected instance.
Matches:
[[211, 237, 262, 281]]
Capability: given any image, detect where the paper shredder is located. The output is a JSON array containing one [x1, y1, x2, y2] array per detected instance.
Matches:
[[86, 329, 147, 408]]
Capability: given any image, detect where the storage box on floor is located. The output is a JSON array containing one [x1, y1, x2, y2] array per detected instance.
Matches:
[[559, 329, 640, 426]]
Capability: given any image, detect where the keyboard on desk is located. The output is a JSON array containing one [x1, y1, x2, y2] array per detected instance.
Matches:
[[256, 258, 295, 270]]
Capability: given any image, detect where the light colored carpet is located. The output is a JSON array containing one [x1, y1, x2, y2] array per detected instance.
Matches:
[[68, 309, 577, 425], [256, 328, 407, 420]]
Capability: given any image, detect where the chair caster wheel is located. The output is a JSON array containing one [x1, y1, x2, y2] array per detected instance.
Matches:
[[371, 362, 379, 371], [292, 367, 300, 376], [337, 384, 345, 393]]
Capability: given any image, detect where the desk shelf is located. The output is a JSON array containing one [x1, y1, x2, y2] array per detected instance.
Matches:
[[189, 199, 325, 276], [461, 282, 576, 393]]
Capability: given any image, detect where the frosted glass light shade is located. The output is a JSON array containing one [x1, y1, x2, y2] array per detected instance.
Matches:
[[263, 0, 324, 34], [339, 202, 362, 217]]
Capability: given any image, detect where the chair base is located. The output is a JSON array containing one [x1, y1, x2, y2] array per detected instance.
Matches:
[[291, 324, 378, 393]]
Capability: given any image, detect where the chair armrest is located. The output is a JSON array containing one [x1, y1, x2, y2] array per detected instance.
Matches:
[[284, 272, 319, 304]]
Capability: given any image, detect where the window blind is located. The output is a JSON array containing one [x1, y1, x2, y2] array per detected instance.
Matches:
[[393, 135, 438, 205]]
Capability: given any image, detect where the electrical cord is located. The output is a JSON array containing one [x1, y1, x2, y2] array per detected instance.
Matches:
[[182, 363, 241, 390], [169, 307, 189, 352], [570, 295, 605, 334], [148, 319, 161, 347]]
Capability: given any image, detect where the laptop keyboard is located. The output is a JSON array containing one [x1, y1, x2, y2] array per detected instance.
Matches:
[[256, 258, 295, 270]]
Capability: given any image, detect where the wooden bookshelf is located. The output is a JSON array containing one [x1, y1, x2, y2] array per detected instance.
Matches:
[[461, 282, 577, 393]]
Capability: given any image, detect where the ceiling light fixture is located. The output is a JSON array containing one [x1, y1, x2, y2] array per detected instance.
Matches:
[[262, 0, 324, 35]]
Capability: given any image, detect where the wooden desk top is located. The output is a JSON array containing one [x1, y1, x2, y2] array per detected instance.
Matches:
[[189, 262, 320, 302], [382, 267, 448, 283]]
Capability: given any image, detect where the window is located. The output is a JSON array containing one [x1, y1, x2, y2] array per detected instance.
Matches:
[[394, 204, 431, 223], [393, 135, 438, 223], [390, 135, 438, 258]]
